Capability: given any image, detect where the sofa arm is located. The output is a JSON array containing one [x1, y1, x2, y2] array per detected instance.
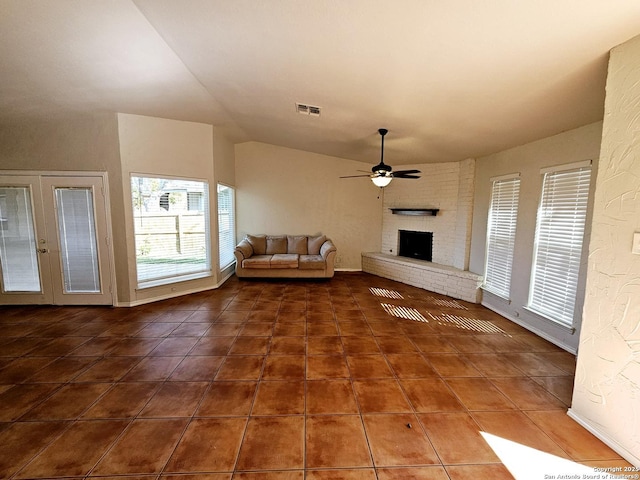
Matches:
[[234, 238, 254, 264], [320, 239, 337, 260]]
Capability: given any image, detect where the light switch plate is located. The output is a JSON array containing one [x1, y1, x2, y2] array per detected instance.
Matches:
[[633, 232, 640, 255]]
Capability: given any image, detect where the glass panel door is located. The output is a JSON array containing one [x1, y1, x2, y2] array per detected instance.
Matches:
[[42, 176, 113, 305], [0, 173, 113, 306], [0, 176, 53, 304]]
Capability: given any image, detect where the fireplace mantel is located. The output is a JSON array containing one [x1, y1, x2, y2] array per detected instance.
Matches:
[[390, 208, 439, 216]]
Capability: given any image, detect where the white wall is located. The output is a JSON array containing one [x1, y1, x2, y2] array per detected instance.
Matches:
[[213, 127, 236, 187], [570, 34, 640, 465], [117, 113, 218, 304], [381, 160, 474, 268], [469, 122, 603, 352], [234, 142, 382, 270]]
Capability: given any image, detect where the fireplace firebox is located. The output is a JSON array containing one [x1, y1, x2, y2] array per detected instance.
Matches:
[[398, 230, 433, 262]]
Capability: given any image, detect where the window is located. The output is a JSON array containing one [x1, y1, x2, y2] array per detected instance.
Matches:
[[217, 183, 236, 270], [528, 161, 592, 327], [131, 176, 211, 287], [483, 174, 521, 299]]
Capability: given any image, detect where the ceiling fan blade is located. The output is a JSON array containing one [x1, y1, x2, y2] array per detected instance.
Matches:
[[394, 175, 421, 179], [393, 169, 421, 176], [339, 174, 371, 178]]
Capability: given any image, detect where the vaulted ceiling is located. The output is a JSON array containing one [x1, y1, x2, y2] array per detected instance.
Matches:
[[2, 1, 640, 164]]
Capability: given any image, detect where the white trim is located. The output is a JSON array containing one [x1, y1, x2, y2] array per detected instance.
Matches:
[[99, 172, 117, 306], [540, 159, 591, 174], [129, 171, 209, 183], [489, 172, 520, 182], [1, 170, 113, 178], [567, 409, 640, 467]]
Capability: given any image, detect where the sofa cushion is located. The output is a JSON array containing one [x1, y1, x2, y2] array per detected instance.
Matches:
[[242, 254, 272, 269], [287, 235, 308, 255], [308, 235, 326, 255], [246, 234, 267, 255], [270, 253, 299, 268], [299, 254, 325, 270], [266, 235, 287, 254]]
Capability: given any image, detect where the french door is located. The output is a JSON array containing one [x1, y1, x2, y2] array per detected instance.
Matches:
[[0, 173, 113, 305]]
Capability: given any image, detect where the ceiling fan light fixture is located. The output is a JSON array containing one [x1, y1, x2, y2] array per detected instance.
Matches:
[[371, 128, 392, 187], [371, 173, 392, 187]]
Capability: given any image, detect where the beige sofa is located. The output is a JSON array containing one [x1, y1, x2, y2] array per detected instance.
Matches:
[[234, 234, 337, 278]]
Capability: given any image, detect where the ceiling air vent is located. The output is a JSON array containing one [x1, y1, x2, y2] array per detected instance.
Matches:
[[296, 103, 321, 117]]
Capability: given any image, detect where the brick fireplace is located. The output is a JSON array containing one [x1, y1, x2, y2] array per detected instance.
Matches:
[[363, 159, 482, 303]]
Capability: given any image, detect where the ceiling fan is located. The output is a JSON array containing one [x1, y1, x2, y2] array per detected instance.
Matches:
[[341, 128, 421, 187]]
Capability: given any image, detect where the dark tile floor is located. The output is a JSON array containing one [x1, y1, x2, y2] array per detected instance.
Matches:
[[0, 272, 630, 479]]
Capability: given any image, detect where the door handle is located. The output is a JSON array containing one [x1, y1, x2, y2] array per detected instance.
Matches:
[[37, 248, 48, 254]]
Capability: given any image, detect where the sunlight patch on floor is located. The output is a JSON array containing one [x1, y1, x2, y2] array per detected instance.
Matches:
[[369, 287, 404, 299], [431, 297, 468, 310], [481, 431, 614, 480], [381, 303, 429, 322], [428, 312, 506, 334]]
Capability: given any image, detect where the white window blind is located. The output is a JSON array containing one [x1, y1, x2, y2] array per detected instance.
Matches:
[[528, 163, 592, 327], [55, 187, 101, 293], [217, 184, 236, 270], [483, 175, 521, 299], [131, 176, 211, 287], [0, 187, 41, 292]]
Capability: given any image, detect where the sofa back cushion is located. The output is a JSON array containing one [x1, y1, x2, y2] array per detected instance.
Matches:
[[308, 234, 326, 255], [246, 234, 267, 255], [287, 235, 308, 255], [266, 235, 287, 254]]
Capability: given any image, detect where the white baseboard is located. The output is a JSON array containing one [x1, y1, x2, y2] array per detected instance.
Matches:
[[335, 268, 362, 272], [567, 409, 640, 467], [481, 300, 577, 354]]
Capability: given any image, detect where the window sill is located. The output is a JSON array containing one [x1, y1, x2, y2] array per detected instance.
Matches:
[[523, 306, 576, 334], [136, 271, 212, 290], [481, 286, 511, 302]]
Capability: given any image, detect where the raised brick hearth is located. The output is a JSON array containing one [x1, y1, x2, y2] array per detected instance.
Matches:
[[362, 252, 483, 303]]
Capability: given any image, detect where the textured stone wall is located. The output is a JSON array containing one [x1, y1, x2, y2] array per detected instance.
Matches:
[[570, 34, 640, 464]]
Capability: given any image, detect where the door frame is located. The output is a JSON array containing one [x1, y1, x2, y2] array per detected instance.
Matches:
[[0, 170, 116, 306]]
